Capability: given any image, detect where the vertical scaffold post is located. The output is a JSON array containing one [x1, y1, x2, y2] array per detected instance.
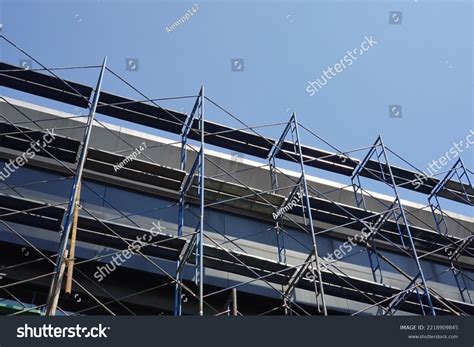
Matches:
[[174, 88, 203, 316], [45, 57, 107, 316], [198, 86, 205, 316], [174, 87, 205, 316], [292, 113, 327, 316], [268, 122, 289, 264], [268, 113, 327, 315]]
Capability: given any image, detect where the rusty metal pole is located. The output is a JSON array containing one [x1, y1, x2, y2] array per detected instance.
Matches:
[[48, 250, 68, 315], [65, 182, 81, 295]]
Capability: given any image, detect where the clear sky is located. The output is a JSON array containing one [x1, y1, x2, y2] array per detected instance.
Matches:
[[0, 0, 472, 215]]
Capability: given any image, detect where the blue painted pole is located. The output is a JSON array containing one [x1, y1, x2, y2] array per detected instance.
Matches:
[[292, 113, 327, 316], [198, 86, 205, 316]]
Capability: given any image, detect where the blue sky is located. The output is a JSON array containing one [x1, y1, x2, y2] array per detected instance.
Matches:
[[0, 0, 472, 214]]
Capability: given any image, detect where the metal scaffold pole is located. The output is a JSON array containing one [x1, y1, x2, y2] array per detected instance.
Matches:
[[174, 86, 205, 316], [292, 113, 327, 316], [268, 113, 327, 316], [44, 57, 107, 316], [198, 85, 205, 316]]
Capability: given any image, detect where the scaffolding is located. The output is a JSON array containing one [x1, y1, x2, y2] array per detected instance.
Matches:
[[350, 136, 435, 315], [428, 158, 473, 304], [0, 35, 472, 316]]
